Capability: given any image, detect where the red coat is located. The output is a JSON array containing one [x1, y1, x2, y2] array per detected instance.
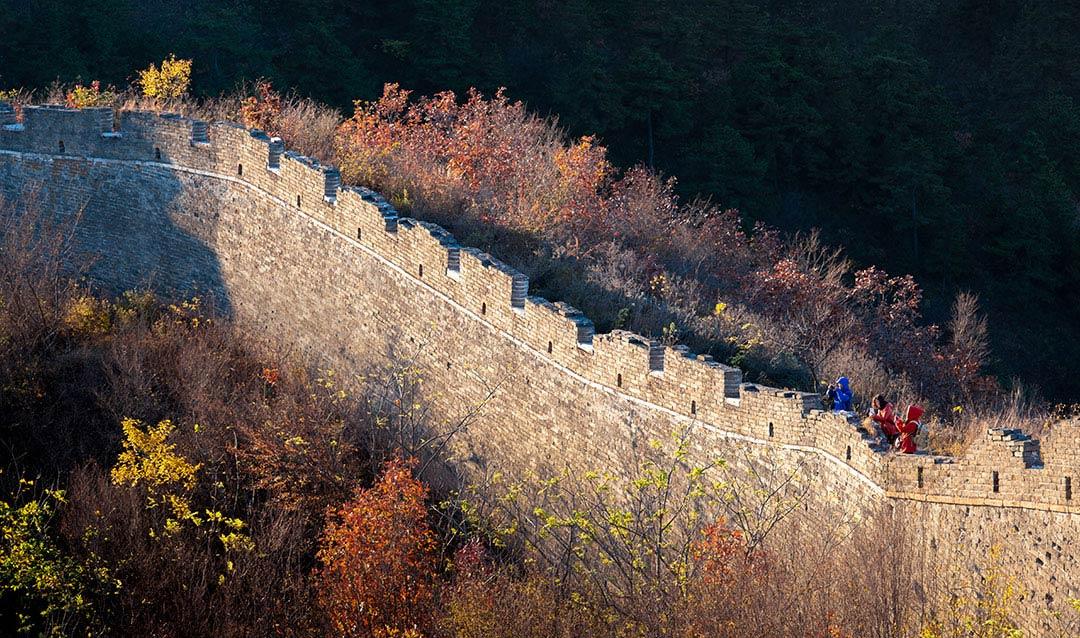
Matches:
[[872, 403, 898, 439], [895, 404, 923, 454]]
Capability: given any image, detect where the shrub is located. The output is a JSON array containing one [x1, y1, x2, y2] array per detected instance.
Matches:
[[0, 487, 116, 636], [315, 457, 438, 638], [240, 80, 283, 135], [62, 295, 111, 337], [230, 366, 364, 513], [137, 54, 193, 100], [443, 542, 608, 638], [110, 418, 198, 490], [334, 85, 996, 419], [64, 81, 115, 109], [744, 233, 854, 389], [335, 83, 609, 237]]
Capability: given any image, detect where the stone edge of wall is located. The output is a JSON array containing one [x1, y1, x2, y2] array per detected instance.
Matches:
[[2, 102, 1078, 513]]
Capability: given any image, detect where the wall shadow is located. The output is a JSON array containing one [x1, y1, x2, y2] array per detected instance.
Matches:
[[0, 153, 232, 315]]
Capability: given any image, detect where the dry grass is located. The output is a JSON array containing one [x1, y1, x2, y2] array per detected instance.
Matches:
[[924, 385, 1049, 457], [274, 96, 341, 162]]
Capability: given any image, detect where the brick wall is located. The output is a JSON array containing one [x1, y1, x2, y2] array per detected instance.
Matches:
[[2, 103, 1079, 634]]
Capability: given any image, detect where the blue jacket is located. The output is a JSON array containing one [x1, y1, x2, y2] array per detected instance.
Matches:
[[827, 376, 853, 411]]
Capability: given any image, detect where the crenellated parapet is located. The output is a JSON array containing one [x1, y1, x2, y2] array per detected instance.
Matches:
[[882, 422, 1080, 512], [2, 101, 1077, 515]]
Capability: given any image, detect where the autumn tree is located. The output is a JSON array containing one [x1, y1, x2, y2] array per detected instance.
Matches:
[[315, 457, 438, 638], [0, 486, 116, 636], [678, 522, 774, 637], [138, 54, 193, 100], [335, 83, 611, 238], [230, 366, 365, 513], [240, 80, 284, 136], [746, 232, 856, 390]]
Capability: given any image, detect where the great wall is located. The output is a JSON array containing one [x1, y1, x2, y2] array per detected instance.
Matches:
[[1, 103, 1079, 634]]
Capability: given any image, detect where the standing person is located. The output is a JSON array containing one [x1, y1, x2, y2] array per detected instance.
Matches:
[[894, 404, 924, 454], [826, 376, 853, 412], [870, 394, 899, 445]]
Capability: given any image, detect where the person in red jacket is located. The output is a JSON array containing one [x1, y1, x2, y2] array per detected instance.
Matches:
[[894, 404, 924, 454], [870, 394, 898, 445]]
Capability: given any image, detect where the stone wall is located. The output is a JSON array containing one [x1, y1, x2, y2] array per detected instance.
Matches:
[[2, 104, 1079, 634]]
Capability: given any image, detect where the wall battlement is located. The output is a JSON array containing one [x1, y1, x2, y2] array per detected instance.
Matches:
[[2, 102, 1078, 516]]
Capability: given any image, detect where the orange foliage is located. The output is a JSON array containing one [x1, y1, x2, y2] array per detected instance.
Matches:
[[680, 522, 775, 636], [315, 457, 437, 638], [260, 366, 279, 386], [240, 80, 283, 135], [333, 84, 995, 410], [691, 523, 754, 585], [335, 83, 611, 237]]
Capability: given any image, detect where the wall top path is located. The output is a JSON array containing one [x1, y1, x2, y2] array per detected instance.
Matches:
[[2, 102, 1078, 515]]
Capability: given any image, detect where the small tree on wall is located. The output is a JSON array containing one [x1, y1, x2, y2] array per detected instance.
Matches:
[[138, 55, 193, 101], [65, 81, 116, 109]]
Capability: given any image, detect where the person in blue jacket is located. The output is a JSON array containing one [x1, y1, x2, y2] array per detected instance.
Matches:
[[826, 376, 853, 412]]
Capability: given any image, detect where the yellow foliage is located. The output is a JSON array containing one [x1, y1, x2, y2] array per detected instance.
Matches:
[[164, 296, 206, 329], [113, 290, 156, 327], [63, 295, 111, 337], [110, 418, 256, 553], [0, 488, 118, 635], [219, 531, 255, 553], [110, 418, 200, 496], [65, 81, 116, 109], [138, 54, 193, 100]]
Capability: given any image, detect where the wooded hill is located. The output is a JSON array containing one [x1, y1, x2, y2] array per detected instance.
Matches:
[[2, 0, 1078, 398]]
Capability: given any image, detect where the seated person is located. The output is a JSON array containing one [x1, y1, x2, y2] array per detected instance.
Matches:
[[870, 394, 898, 445], [826, 376, 853, 412], [894, 404, 923, 454]]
